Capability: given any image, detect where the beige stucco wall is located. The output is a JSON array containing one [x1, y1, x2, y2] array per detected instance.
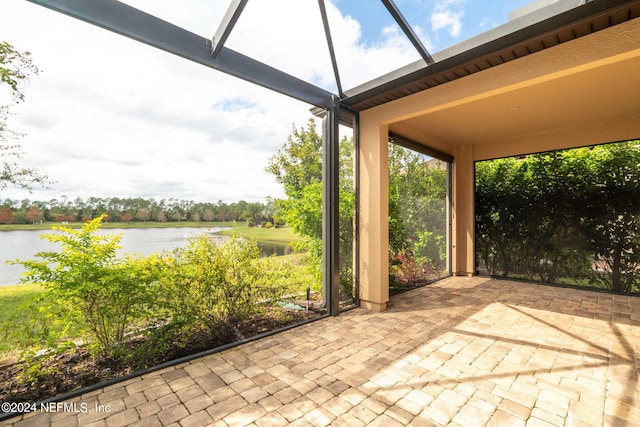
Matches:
[[358, 122, 389, 312], [358, 18, 640, 310]]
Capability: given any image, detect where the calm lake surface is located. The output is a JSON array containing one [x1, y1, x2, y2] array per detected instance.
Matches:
[[0, 227, 292, 286]]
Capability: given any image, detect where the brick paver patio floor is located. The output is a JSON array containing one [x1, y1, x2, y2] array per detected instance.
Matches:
[[3, 276, 639, 426]]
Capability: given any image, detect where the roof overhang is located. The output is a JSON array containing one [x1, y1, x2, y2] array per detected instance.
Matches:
[[364, 14, 640, 162], [344, 0, 640, 111]]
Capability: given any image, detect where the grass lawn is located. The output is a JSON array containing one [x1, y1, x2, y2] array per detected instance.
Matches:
[[0, 222, 300, 246], [216, 226, 299, 245], [0, 283, 46, 359]]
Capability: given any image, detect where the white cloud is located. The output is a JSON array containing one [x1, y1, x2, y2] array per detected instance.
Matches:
[[431, 11, 462, 37], [0, 0, 418, 203], [431, 0, 465, 38], [327, 4, 425, 88]]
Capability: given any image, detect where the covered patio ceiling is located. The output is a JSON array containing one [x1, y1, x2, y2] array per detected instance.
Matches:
[[388, 47, 640, 158]]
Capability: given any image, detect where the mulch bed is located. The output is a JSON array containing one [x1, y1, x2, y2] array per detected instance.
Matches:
[[0, 307, 320, 405]]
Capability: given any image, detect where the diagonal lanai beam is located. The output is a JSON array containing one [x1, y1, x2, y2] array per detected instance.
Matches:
[[381, 0, 434, 65], [318, 0, 344, 99], [211, 0, 248, 58], [27, 0, 334, 108]]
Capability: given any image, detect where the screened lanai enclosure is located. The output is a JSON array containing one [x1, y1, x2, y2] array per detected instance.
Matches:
[[25, 0, 640, 312], [3, 0, 639, 411]]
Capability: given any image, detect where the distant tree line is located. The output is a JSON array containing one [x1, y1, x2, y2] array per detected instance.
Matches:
[[476, 140, 640, 294], [0, 196, 276, 226]]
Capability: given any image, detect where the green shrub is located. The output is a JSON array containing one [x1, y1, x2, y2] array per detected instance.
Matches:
[[14, 216, 164, 357], [158, 235, 291, 342]]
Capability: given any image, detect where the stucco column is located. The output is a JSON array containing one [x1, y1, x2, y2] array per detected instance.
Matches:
[[358, 118, 389, 311], [452, 144, 475, 276]]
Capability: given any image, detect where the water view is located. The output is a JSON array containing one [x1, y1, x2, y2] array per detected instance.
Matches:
[[0, 227, 292, 286]]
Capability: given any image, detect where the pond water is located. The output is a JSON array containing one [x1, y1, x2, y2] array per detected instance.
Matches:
[[0, 227, 292, 286]]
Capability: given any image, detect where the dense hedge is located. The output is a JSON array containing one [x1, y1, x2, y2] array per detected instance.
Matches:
[[475, 140, 640, 294]]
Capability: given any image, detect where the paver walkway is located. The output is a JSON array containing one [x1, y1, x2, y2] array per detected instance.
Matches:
[[2, 277, 639, 426]]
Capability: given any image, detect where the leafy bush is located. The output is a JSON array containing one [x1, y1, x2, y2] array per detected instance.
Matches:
[[157, 235, 292, 344], [10, 218, 306, 378], [390, 251, 436, 290], [14, 216, 164, 357]]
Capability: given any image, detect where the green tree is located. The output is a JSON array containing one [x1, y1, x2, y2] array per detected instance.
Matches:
[[268, 121, 452, 294], [266, 119, 355, 295], [266, 119, 323, 197], [266, 120, 324, 282], [1, 41, 49, 191], [1, 41, 38, 101], [244, 202, 264, 226]]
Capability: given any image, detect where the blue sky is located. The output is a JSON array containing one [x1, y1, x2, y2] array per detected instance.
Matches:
[[0, 0, 556, 203], [334, 0, 534, 51]]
